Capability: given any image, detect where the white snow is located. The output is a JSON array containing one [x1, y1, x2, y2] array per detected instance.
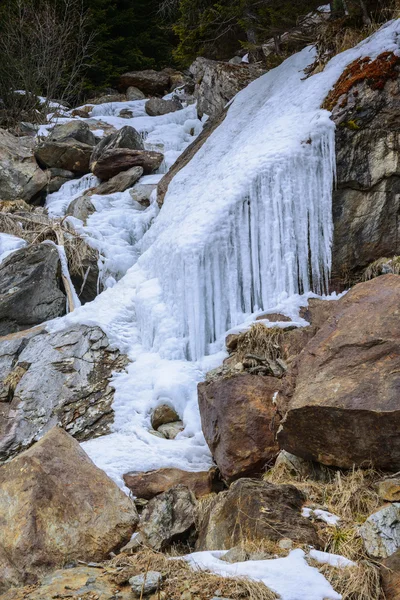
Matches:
[[45, 20, 400, 510], [0, 233, 27, 264], [302, 507, 341, 526], [309, 549, 356, 568], [182, 549, 341, 600]]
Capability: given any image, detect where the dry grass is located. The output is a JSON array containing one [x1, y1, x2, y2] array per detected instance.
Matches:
[[106, 548, 278, 600], [235, 323, 283, 363], [363, 255, 400, 280], [0, 211, 98, 282], [264, 462, 383, 598]]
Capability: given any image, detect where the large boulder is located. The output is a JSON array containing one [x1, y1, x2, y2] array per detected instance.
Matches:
[[196, 478, 320, 551], [123, 467, 220, 500], [0, 244, 65, 336], [95, 165, 143, 195], [90, 125, 144, 165], [91, 148, 163, 181], [0, 129, 47, 202], [327, 52, 400, 284], [48, 120, 96, 146], [145, 97, 183, 117], [139, 485, 197, 550], [0, 324, 128, 462], [189, 57, 265, 119], [119, 69, 171, 96], [34, 139, 93, 173], [0, 427, 138, 591], [360, 503, 400, 559], [278, 275, 400, 470], [198, 373, 281, 482]]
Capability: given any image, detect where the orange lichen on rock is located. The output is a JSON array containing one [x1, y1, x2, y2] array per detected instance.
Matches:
[[323, 51, 400, 111]]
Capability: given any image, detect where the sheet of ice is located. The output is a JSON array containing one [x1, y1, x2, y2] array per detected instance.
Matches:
[[309, 549, 356, 568], [46, 174, 100, 217], [302, 507, 341, 526], [0, 233, 26, 264], [182, 549, 341, 600], [47, 22, 400, 490]]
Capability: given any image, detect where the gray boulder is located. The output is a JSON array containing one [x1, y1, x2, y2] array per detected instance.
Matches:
[[0, 244, 65, 336], [139, 485, 197, 550], [66, 195, 96, 222], [90, 125, 144, 166], [360, 503, 400, 558], [126, 86, 146, 101], [48, 120, 96, 146], [0, 129, 47, 202], [145, 97, 183, 117], [129, 572, 162, 597], [130, 182, 157, 207], [0, 324, 128, 462]]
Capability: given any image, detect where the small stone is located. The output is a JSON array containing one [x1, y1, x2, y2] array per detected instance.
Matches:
[[151, 404, 180, 430], [248, 552, 272, 561], [278, 538, 293, 550], [220, 546, 249, 563], [129, 571, 162, 596], [149, 429, 166, 439], [86, 576, 97, 584], [120, 531, 147, 554], [157, 421, 184, 439], [378, 478, 400, 502], [360, 503, 400, 558], [119, 109, 134, 118]]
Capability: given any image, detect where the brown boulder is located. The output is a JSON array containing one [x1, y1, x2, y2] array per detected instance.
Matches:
[[34, 139, 93, 174], [145, 97, 183, 117], [119, 69, 171, 96], [198, 373, 281, 482], [0, 427, 138, 592], [151, 404, 180, 429], [278, 275, 400, 469], [123, 467, 220, 500], [91, 148, 163, 180], [378, 477, 400, 502], [95, 166, 143, 195], [196, 478, 320, 551], [381, 549, 400, 600]]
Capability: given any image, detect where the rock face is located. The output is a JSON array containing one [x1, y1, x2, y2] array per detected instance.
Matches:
[[0, 427, 138, 591], [0, 244, 65, 336], [359, 503, 400, 558], [196, 478, 320, 551], [0, 129, 47, 202], [198, 373, 281, 482], [0, 325, 128, 462], [278, 275, 400, 470], [95, 165, 143, 195], [145, 97, 183, 117], [139, 485, 197, 550], [91, 148, 163, 180], [328, 53, 400, 283], [119, 69, 171, 96], [123, 467, 219, 500], [189, 58, 265, 118]]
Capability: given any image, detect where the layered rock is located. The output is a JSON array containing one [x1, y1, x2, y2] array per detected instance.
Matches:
[[196, 478, 320, 551], [198, 373, 281, 482], [95, 166, 143, 195], [91, 148, 163, 180], [0, 129, 47, 202], [189, 57, 265, 118], [0, 427, 138, 592], [328, 53, 400, 283], [90, 125, 144, 165], [278, 275, 400, 470], [0, 244, 65, 336], [35, 139, 93, 174], [0, 324, 128, 462]]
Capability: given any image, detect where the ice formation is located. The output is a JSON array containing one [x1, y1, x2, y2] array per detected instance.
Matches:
[[43, 21, 400, 488]]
